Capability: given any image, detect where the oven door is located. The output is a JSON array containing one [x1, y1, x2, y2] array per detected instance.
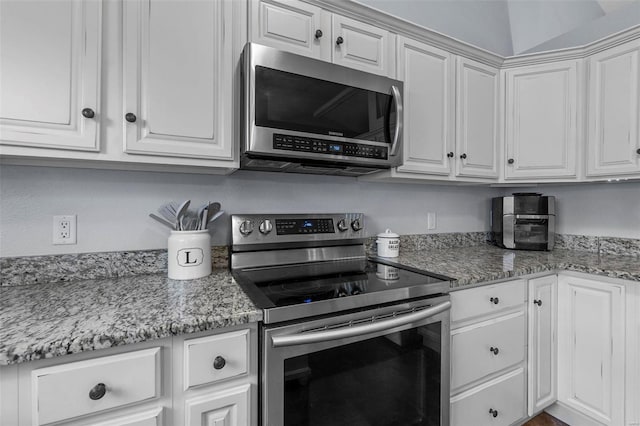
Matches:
[[262, 295, 450, 426]]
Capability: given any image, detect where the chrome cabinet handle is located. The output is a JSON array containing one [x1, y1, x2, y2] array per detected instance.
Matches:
[[507, 158, 515, 164], [489, 408, 499, 417], [336, 36, 344, 45], [490, 297, 499, 304], [388, 85, 403, 157], [490, 346, 499, 355], [447, 152, 454, 158], [533, 299, 542, 306], [125, 112, 137, 123], [315, 29, 323, 39], [89, 383, 106, 400], [460, 153, 467, 159], [636, 148, 640, 155], [81, 108, 95, 119], [272, 301, 451, 348], [213, 356, 226, 370]]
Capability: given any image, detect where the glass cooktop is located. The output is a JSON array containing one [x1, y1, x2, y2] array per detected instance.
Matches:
[[232, 259, 451, 324]]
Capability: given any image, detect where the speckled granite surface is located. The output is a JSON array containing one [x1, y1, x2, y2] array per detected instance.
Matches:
[[0, 246, 229, 287], [0, 268, 261, 365], [375, 244, 640, 288]]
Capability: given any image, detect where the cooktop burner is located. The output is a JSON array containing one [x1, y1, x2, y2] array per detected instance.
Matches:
[[232, 259, 450, 324], [230, 213, 452, 324]]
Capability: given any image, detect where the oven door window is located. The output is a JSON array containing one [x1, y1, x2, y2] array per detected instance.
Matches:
[[282, 323, 441, 426], [514, 218, 548, 244], [255, 66, 395, 144]]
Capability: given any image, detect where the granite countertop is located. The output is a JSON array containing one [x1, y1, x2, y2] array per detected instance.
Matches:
[[377, 244, 640, 288], [0, 268, 262, 365], [2, 242, 638, 366]]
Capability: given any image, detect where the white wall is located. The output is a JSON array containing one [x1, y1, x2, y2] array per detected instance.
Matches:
[[0, 165, 498, 257], [503, 182, 640, 238]]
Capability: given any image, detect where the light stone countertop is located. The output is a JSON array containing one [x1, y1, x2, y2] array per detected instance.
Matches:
[[0, 268, 262, 365], [374, 244, 640, 288], [2, 243, 639, 365]]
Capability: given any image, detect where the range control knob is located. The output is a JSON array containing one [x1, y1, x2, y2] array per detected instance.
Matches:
[[351, 218, 363, 232], [337, 219, 349, 232], [239, 220, 253, 236], [259, 219, 273, 235]]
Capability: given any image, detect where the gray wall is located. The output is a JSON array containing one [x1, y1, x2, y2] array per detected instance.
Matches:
[[0, 165, 497, 257]]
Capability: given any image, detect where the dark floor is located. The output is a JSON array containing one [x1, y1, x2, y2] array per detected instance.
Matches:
[[524, 412, 570, 426]]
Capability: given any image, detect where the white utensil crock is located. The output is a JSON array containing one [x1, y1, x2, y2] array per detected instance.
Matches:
[[168, 230, 211, 280], [376, 229, 400, 258]]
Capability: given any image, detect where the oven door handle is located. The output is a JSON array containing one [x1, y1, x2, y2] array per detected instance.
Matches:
[[389, 85, 403, 157], [271, 300, 451, 348]]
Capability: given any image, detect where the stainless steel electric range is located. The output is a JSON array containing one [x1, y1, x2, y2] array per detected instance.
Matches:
[[230, 213, 452, 426]]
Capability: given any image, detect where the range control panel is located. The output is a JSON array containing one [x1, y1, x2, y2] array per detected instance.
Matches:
[[231, 213, 364, 247], [273, 134, 388, 159]]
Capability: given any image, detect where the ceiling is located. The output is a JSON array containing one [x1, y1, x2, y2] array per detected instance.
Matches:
[[356, 0, 640, 56]]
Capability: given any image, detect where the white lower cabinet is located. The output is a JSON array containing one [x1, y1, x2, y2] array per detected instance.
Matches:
[[0, 325, 257, 426], [451, 368, 526, 426], [527, 275, 557, 415], [557, 273, 625, 426], [450, 279, 528, 426]]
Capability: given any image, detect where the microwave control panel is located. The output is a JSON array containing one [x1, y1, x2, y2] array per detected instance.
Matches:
[[273, 134, 388, 160]]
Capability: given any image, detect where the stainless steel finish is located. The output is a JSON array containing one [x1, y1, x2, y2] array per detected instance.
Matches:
[[350, 218, 362, 231], [389, 85, 403, 157], [515, 214, 551, 219], [231, 213, 364, 249], [231, 244, 366, 270], [241, 43, 403, 173], [262, 294, 451, 426], [548, 197, 556, 215], [336, 218, 348, 232], [259, 219, 273, 235], [271, 300, 451, 348], [503, 196, 515, 215], [548, 215, 556, 250], [239, 220, 253, 236], [503, 214, 516, 249]]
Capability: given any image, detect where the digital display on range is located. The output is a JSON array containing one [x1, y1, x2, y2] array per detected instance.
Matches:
[[275, 218, 335, 235], [328, 144, 342, 153]]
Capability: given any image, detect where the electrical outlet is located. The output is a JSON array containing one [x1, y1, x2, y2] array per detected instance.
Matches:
[[427, 212, 436, 230], [53, 215, 77, 245]]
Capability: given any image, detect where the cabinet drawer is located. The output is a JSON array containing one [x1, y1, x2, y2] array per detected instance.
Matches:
[[451, 368, 526, 426], [451, 279, 525, 323], [32, 348, 160, 425], [184, 329, 249, 389], [451, 312, 525, 390]]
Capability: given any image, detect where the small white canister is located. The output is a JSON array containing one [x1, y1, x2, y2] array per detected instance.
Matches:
[[376, 229, 400, 258], [167, 230, 212, 280]]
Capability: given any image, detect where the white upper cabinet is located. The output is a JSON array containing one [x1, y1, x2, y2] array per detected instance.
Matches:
[[396, 36, 454, 175], [504, 60, 580, 180], [249, 0, 395, 77], [250, 0, 331, 61], [455, 57, 499, 179], [587, 39, 640, 176], [123, 0, 234, 161], [0, 0, 101, 151]]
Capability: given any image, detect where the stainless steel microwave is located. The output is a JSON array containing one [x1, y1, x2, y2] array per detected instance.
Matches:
[[241, 43, 403, 176]]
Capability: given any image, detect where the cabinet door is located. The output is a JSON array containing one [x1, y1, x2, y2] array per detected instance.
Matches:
[[123, 0, 234, 161], [587, 39, 640, 176], [396, 36, 454, 175], [0, 0, 101, 151], [184, 384, 250, 426], [527, 275, 557, 415], [331, 14, 395, 78], [455, 57, 499, 179], [558, 275, 625, 426], [504, 61, 579, 179], [249, 0, 331, 61]]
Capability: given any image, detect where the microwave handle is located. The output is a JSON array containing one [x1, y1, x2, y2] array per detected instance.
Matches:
[[389, 85, 403, 157], [271, 300, 450, 348]]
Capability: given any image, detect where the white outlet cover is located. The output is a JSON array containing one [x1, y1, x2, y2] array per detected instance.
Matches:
[[53, 215, 77, 245], [427, 212, 436, 230]]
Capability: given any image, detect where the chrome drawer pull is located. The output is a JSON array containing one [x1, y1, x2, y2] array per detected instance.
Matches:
[[489, 408, 499, 418], [213, 356, 226, 370], [489, 346, 499, 355], [533, 299, 542, 306], [490, 297, 499, 304]]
